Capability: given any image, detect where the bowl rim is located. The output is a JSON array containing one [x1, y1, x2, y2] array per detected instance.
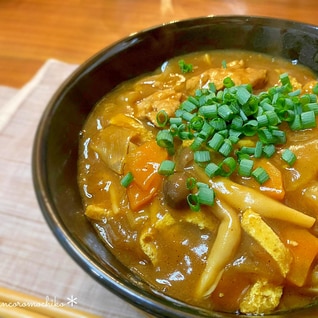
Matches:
[[32, 15, 318, 318]]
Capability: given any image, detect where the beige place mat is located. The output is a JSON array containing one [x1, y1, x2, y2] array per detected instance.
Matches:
[[0, 59, 147, 318]]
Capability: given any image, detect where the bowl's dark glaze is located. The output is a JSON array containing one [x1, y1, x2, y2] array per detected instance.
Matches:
[[32, 16, 318, 317]]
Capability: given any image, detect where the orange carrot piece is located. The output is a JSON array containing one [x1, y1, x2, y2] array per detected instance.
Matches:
[[255, 158, 285, 201], [126, 182, 159, 211], [277, 225, 318, 287], [124, 140, 168, 210]]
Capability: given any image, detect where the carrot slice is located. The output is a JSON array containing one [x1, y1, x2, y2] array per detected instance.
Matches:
[[124, 140, 168, 210], [255, 158, 285, 201], [276, 225, 318, 287]]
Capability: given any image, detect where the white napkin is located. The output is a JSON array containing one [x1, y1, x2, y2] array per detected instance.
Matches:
[[0, 59, 146, 317]]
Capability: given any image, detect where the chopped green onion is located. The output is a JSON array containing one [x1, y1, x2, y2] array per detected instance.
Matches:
[[181, 110, 195, 122], [219, 157, 236, 177], [205, 162, 221, 178], [254, 141, 263, 158], [209, 82, 217, 93], [262, 144, 276, 158], [281, 149, 297, 166], [218, 139, 233, 157], [181, 100, 197, 112], [178, 59, 193, 73], [238, 158, 254, 177], [190, 136, 205, 151], [156, 129, 174, 148], [188, 96, 200, 106], [265, 110, 280, 126], [218, 104, 234, 120], [169, 123, 179, 136], [223, 77, 235, 88], [240, 146, 255, 155], [186, 177, 197, 190], [156, 110, 169, 127], [313, 83, 318, 95], [197, 187, 215, 206], [242, 119, 258, 136], [258, 128, 275, 144], [196, 182, 209, 189], [278, 109, 295, 122], [231, 116, 244, 130], [187, 194, 200, 211], [178, 130, 193, 140], [210, 117, 227, 131], [200, 122, 214, 137], [290, 114, 302, 131], [228, 133, 240, 144], [288, 89, 301, 97], [236, 86, 251, 105], [194, 150, 211, 163], [241, 98, 258, 117], [272, 129, 286, 144], [120, 172, 134, 188], [158, 160, 175, 176], [301, 110, 316, 129], [252, 167, 270, 184], [169, 117, 183, 126], [256, 114, 269, 127], [306, 103, 318, 114], [198, 105, 218, 119], [208, 132, 224, 151], [190, 116, 204, 131], [280, 73, 292, 87], [218, 129, 229, 138], [300, 94, 311, 105]]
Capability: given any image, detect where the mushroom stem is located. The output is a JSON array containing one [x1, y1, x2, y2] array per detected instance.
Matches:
[[196, 199, 241, 298]]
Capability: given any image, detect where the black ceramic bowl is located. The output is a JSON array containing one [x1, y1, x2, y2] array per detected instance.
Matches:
[[32, 16, 318, 317]]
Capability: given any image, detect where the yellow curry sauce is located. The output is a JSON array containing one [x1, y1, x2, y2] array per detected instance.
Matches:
[[77, 50, 318, 314]]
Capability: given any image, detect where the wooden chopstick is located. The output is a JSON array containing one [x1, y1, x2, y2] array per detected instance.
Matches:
[[0, 287, 102, 318]]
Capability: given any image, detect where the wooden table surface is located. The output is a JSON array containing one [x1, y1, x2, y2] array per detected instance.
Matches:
[[0, 0, 317, 88]]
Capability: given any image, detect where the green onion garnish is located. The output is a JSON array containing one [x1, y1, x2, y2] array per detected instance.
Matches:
[[236, 86, 251, 105], [194, 150, 211, 163], [219, 157, 236, 177], [252, 167, 270, 184], [223, 77, 235, 88], [187, 194, 200, 211], [205, 162, 221, 178], [156, 129, 174, 149], [263, 144, 276, 158], [156, 110, 169, 127], [153, 69, 318, 210], [208, 132, 224, 151], [238, 158, 254, 177], [178, 59, 193, 73], [281, 149, 297, 166], [301, 110, 316, 129], [197, 187, 215, 206], [218, 139, 233, 157], [158, 160, 175, 176], [313, 83, 318, 95], [186, 177, 197, 190], [120, 172, 134, 188]]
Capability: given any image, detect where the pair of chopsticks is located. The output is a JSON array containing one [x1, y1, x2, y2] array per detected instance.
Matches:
[[0, 286, 102, 318]]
